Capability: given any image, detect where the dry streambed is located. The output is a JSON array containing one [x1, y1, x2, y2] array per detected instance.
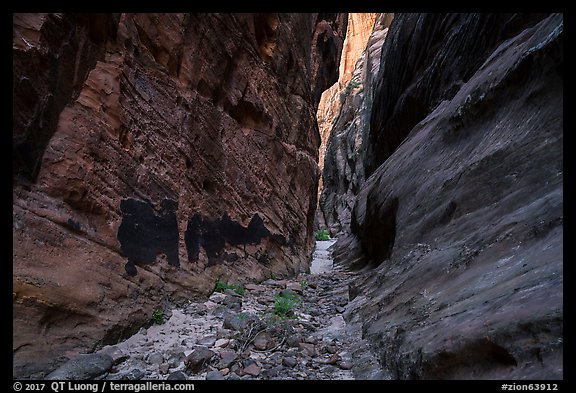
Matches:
[[84, 240, 376, 380]]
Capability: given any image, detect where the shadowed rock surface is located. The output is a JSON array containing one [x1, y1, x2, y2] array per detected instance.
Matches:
[[13, 13, 346, 378], [315, 13, 380, 220], [320, 13, 394, 234], [327, 13, 563, 379], [44, 354, 113, 380]]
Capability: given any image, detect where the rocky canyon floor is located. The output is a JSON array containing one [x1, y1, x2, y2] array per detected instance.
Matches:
[[82, 240, 381, 381]]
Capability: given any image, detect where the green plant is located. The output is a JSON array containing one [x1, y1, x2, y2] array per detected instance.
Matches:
[[214, 279, 245, 296], [315, 229, 330, 241], [345, 78, 361, 94], [300, 279, 308, 290], [273, 292, 300, 319], [237, 312, 248, 320], [231, 283, 245, 296], [152, 308, 164, 325]]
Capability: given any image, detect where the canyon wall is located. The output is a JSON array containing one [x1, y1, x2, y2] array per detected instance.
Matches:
[[13, 13, 346, 378], [324, 13, 563, 379], [320, 13, 393, 234], [315, 13, 378, 225]]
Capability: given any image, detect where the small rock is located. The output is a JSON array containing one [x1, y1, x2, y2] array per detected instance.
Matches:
[[325, 345, 338, 354], [203, 300, 218, 310], [217, 328, 233, 339], [243, 363, 261, 376], [198, 335, 217, 347], [298, 312, 312, 321], [184, 347, 215, 373], [167, 371, 187, 380], [285, 334, 301, 348], [139, 327, 147, 335], [227, 372, 241, 380], [299, 320, 316, 330], [217, 349, 237, 369], [187, 303, 208, 316], [285, 282, 303, 293], [230, 363, 241, 374], [124, 368, 145, 380], [45, 353, 113, 380], [206, 370, 225, 380], [220, 367, 230, 376], [211, 305, 228, 317], [304, 335, 318, 344], [298, 342, 318, 357], [167, 352, 185, 368], [131, 353, 144, 360], [335, 297, 348, 307], [282, 356, 297, 368], [257, 295, 275, 305], [215, 338, 230, 348], [223, 312, 248, 331], [209, 292, 227, 303], [250, 351, 267, 361], [147, 352, 164, 365], [223, 296, 242, 311], [336, 306, 346, 314], [323, 354, 339, 365], [181, 337, 196, 348], [159, 363, 170, 374], [337, 361, 353, 370], [253, 332, 272, 350], [244, 283, 261, 291], [241, 358, 256, 368], [262, 279, 287, 288], [99, 347, 129, 366]]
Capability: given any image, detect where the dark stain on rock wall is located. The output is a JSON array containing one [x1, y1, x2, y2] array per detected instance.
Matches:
[[185, 213, 286, 265], [118, 198, 180, 276]]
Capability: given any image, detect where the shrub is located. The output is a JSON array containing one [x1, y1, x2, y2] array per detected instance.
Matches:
[[315, 229, 330, 241], [152, 308, 164, 325], [273, 291, 300, 318], [214, 279, 245, 296]]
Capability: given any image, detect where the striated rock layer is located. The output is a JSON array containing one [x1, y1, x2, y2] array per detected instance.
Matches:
[[327, 14, 563, 379], [320, 13, 393, 234], [13, 13, 346, 378], [315, 13, 378, 224]]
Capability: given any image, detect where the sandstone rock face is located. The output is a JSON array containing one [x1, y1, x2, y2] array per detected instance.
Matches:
[[320, 14, 393, 234], [338, 13, 379, 85], [315, 14, 379, 225], [328, 14, 563, 379], [13, 13, 346, 378]]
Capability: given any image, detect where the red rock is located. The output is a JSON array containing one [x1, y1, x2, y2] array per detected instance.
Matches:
[[337, 361, 353, 370], [253, 332, 274, 351], [12, 12, 346, 379], [184, 347, 215, 374], [242, 363, 261, 377]]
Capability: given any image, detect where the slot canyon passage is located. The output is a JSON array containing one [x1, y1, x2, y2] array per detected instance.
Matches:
[[12, 13, 563, 380]]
